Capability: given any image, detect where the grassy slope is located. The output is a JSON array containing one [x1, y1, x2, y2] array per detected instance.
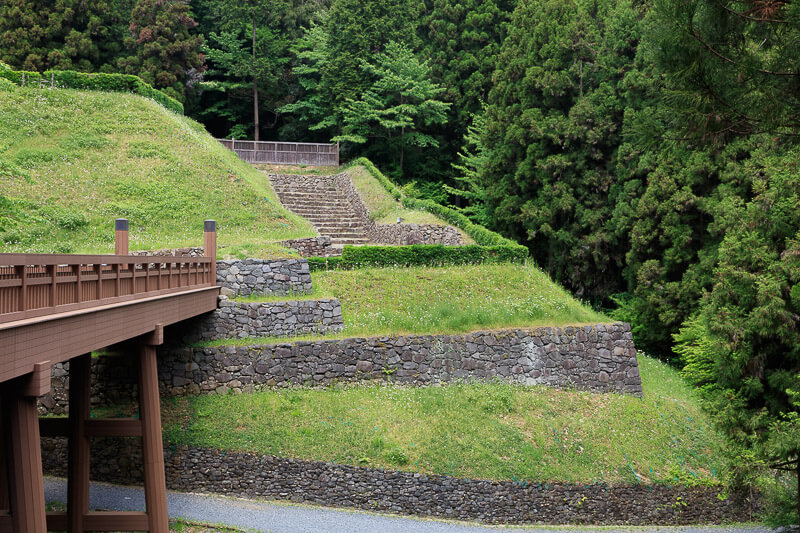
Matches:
[[345, 165, 474, 244], [162, 355, 725, 486], [206, 263, 607, 345], [0, 86, 315, 255]]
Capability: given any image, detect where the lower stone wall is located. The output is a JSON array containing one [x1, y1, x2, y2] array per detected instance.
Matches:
[[40, 439, 756, 525], [175, 297, 344, 344], [279, 236, 340, 257], [163, 323, 642, 396], [371, 223, 463, 246], [216, 258, 312, 297]]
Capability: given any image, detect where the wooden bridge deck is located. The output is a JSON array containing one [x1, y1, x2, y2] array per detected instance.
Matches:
[[0, 219, 220, 533]]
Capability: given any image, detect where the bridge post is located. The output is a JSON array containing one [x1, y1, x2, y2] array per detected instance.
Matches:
[[2, 382, 47, 533], [139, 325, 168, 533], [115, 219, 129, 256], [67, 354, 91, 532], [204, 220, 216, 285]]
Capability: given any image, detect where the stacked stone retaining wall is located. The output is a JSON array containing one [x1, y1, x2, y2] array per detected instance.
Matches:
[[162, 323, 642, 396], [216, 258, 312, 297], [40, 439, 755, 525], [176, 297, 343, 344], [279, 236, 339, 257]]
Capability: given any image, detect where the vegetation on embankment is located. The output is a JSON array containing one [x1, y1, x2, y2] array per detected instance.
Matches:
[[162, 354, 726, 486], [0, 86, 315, 255], [202, 263, 607, 345]]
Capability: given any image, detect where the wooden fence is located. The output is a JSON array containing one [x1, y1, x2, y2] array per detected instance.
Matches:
[[0, 254, 216, 325], [217, 139, 339, 166]]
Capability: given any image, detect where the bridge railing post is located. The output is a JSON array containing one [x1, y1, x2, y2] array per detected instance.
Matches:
[[115, 219, 129, 256], [204, 220, 216, 284]]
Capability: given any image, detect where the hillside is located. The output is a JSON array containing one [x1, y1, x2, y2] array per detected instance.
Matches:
[[0, 86, 315, 256], [161, 354, 726, 485]]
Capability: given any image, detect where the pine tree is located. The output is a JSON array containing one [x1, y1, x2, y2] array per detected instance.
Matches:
[[117, 0, 204, 102], [480, 0, 641, 302]]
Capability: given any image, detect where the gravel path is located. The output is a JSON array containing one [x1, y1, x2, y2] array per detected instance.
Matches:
[[44, 477, 772, 533]]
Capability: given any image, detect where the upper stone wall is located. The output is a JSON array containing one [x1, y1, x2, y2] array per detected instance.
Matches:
[[216, 258, 312, 297]]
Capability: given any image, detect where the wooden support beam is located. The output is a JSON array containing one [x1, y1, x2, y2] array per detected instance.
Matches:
[[21, 361, 51, 398], [68, 353, 91, 533], [0, 512, 11, 533], [0, 405, 8, 512], [139, 343, 168, 533], [39, 417, 69, 437], [115, 219, 129, 256], [47, 511, 150, 532], [4, 388, 46, 533], [85, 418, 142, 438]]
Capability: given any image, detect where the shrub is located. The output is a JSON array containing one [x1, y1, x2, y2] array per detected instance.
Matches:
[[352, 157, 523, 248], [0, 68, 183, 114], [308, 244, 527, 271]]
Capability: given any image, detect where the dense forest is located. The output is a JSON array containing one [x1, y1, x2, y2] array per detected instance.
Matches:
[[1, 0, 799, 520]]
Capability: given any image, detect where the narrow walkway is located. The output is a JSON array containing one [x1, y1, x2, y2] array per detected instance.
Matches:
[[44, 478, 770, 533]]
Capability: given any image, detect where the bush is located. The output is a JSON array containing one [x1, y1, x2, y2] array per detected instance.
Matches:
[[307, 244, 527, 271], [0, 68, 183, 114]]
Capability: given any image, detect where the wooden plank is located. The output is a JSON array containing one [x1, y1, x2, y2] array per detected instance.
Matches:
[[84, 511, 150, 531], [5, 390, 46, 533], [68, 353, 91, 533], [38, 417, 69, 437], [44, 511, 66, 531], [84, 418, 142, 437], [139, 344, 168, 533]]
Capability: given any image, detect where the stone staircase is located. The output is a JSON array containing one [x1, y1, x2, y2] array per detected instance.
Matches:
[[270, 176, 370, 246]]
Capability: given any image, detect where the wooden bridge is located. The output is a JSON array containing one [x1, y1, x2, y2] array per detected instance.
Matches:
[[217, 138, 339, 166], [0, 220, 220, 532]]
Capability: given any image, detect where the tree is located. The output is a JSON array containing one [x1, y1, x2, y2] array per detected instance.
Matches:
[[418, 0, 516, 182], [334, 41, 450, 175], [199, 0, 295, 141], [479, 0, 641, 302], [676, 145, 800, 522], [650, 0, 800, 142], [118, 0, 204, 102], [0, 0, 134, 72]]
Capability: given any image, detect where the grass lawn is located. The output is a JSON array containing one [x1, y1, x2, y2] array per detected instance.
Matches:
[[0, 86, 315, 256], [162, 354, 726, 486], [345, 165, 474, 244], [203, 263, 607, 346]]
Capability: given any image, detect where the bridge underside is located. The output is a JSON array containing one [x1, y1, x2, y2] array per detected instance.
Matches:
[[0, 287, 218, 532]]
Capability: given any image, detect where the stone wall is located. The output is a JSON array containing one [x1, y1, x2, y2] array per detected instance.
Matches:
[[370, 223, 462, 246], [129, 247, 205, 257], [279, 236, 340, 257], [162, 323, 642, 396], [40, 439, 755, 525], [175, 297, 343, 344], [216, 258, 312, 297]]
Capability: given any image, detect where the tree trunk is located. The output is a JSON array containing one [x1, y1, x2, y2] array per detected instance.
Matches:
[[252, 20, 260, 143]]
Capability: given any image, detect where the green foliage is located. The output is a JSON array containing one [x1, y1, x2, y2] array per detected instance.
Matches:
[[116, 0, 204, 102], [480, 0, 641, 304], [0, 0, 133, 72], [675, 146, 800, 524], [334, 41, 450, 175], [353, 156, 521, 249], [650, 0, 800, 142], [335, 244, 526, 269], [0, 66, 183, 113]]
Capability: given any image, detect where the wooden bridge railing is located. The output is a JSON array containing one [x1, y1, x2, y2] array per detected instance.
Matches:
[[0, 219, 218, 325], [217, 138, 339, 166]]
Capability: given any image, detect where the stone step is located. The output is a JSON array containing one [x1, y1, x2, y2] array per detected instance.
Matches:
[[275, 193, 346, 202], [273, 188, 340, 195]]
